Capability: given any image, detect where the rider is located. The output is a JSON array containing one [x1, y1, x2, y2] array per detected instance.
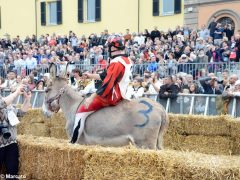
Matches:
[[71, 35, 133, 143]]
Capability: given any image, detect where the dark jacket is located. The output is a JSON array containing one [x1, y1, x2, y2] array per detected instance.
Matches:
[[158, 83, 179, 99], [199, 77, 222, 94]]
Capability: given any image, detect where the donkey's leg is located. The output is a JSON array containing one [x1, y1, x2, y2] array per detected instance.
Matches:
[[157, 112, 169, 150]]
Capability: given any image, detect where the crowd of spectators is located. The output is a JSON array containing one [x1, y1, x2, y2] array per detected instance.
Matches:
[[0, 17, 240, 102]]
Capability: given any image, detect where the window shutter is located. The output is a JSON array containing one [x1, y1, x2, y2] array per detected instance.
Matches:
[[78, 0, 83, 23], [57, 0, 62, 24], [174, 0, 181, 14], [41, 2, 46, 26], [95, 0, 101, 21], [153, 0, 159, 16]]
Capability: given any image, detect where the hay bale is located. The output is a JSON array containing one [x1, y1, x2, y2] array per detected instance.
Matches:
[[18, 123, 50, 137], [181, 135, 232, 155], [231, 137, 240, 155], [230, 120, 240, 138], [20, 110, 47, 123], [50, 112, 66, 127], [164, 132, 185, 150], [165, 134, 232, 155], [169, 114, 231, 136], [17, 135, 240, 180], [16, 109, 240, 156], [50, 127, 68, 139]]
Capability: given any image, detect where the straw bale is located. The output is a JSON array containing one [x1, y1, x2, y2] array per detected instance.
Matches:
[[16, 109, 240, 155], [50, 112, 66, 127], [17, 135, 240, 180], [20, 110, 47, 123], [181, 135, 233, 155], [18, 123, 50, 137], [169, 114, 231, 136], [50, 127, 68, 139], [231, 137, 240, 155], [230, 120, 240, 138], [164, 132, 185, 150]]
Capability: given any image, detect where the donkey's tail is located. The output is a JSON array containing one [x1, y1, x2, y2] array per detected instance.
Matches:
[[156, 111, 169, 150]]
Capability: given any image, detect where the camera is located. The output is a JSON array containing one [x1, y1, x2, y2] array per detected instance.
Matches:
[[24, 85, 30, 93], [0, 122, 11, 139]]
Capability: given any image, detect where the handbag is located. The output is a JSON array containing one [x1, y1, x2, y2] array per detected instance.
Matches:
[[229, 51, 236, 60]]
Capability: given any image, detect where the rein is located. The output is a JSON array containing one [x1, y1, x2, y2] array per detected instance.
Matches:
[[46, 85, 86, 113]]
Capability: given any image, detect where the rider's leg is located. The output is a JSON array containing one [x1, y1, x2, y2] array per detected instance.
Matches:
[[71, 96, 107, 143]]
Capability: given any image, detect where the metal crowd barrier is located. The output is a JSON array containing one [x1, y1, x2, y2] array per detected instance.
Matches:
[[1, 89, 240, 118], [1, 89, 45, 109], [144, 93, 239, 117], [1, 62, 240, 78]]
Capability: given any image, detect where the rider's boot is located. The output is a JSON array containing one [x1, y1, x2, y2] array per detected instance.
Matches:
[[70, 111, 94, 143]]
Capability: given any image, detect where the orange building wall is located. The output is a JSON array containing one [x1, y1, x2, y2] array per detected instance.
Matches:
[[198, 1, 240, 31]]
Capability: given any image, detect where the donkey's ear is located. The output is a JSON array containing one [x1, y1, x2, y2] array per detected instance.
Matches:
[[49, 63, 57, 79]]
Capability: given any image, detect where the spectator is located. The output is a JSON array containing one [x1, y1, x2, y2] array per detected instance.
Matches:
[[124, 29, 132, 43], [0, 71, 17, 90], [126, 77, 145, 99], [188, 83, 201, 94], [147, 54, 158, 72], [143, 29, 150, 43], [25, 51, 37, 74], [224, 24, 234, 42], [208, 16, 217, 39], [199, 74, 222, 94], [214, 23, 224, 46], [158, 76, 179, 99], [34, 79, 45, 91], [167, 52, 177, 75], [147, 72, 162, 94], [199, 24, 209, 40], [150, 26, 161, 42], [0, 84, 32, 178]]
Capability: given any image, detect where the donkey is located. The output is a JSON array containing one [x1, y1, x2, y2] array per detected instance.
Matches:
[[42, 71, 168, 150]]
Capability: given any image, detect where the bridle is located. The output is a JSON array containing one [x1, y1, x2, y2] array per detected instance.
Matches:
[[46, 85, 86, 113], [46, 86, 67, 113]]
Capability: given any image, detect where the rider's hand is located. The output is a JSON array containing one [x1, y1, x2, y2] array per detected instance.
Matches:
[[84, 97, 93, 109], [84, 93, 97, 109], [83, 72, 91, 78]]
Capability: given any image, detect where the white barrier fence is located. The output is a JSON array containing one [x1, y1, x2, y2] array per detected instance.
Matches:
[[1, 90, 239, 117]]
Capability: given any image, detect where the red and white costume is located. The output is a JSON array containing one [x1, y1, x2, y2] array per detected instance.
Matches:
[[71, 55, 132, 143]]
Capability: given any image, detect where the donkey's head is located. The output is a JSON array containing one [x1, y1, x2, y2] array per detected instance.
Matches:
[[42, 63, 68, 117]]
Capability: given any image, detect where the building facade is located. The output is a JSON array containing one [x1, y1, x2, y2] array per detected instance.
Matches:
[[184, 0, 240, 32], [0, 0, 184, 38]]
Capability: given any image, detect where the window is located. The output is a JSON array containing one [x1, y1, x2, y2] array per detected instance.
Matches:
[[47, 1, 62, 25], [152, 0, 181, 16], [49, 2, 57, 24], [78, 0, 101, 23], [87, 0, 95, 21], [162, 0, 174, 15]]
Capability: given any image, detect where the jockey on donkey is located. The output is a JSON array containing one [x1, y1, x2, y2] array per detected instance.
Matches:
[[71, 35, 133, 143], [44, 35, 168, 149]]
